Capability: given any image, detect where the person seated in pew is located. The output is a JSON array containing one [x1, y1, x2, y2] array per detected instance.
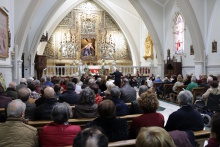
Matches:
[[5, 82, 17, 100], [202, 80, 220, 100], [39, 103, 81, 147], [172, 76, 184, 93], [85, 100, 129, 142], [186, 75, 198, 92], [184, 74, 192, 86], [206, 113, 220, 147], [136, 127, 175, 147], [120, 78, 136, 103], [90, 84, 103, 104], [199, 75, 211, 92], [0, 99, 38, 146], [154, 75, 162, 83], [130, 85, 148, 114], [165, 90, 204, 131], [59, 82, 79, 105], [35, 87, 59, 120], [129, 88, 164, 139], [73, 87, 98, 118], [18, 87, 36, 120], [73, 127, 108, 147], [169, 130, 195, 147], [156, 77, 170, 99], [102, 83, 115, 100], [110, 86, 130, 116]]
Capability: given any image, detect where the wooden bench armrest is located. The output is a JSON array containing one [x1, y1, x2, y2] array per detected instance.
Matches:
[[108, 139, 135, 147]]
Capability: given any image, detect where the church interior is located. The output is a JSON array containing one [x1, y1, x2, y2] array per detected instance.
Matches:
[[0, 0, 220, 146], [0, 0, 219, 86]]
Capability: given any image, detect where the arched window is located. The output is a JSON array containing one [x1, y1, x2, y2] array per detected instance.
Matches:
[[174, 14, 184, 54]]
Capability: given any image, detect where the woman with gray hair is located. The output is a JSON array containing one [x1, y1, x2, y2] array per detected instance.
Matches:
[[39, 102, 81, 147], [186, 75, 198, 92], [73, 87, 98, 118], [165, 90, 204, 131]]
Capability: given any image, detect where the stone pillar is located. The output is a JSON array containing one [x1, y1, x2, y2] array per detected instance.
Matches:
[[78, 60, 82, 76], [156, 63, 164, 79], [194, 61, 204, 79], [17, 59, 23, 82], [112, 60, 116, 72]]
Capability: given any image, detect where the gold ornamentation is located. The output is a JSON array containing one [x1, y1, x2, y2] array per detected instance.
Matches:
[[143, 33, 153, 60]]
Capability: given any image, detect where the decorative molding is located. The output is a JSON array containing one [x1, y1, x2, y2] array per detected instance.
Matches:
[[0, 64, 13, 68]]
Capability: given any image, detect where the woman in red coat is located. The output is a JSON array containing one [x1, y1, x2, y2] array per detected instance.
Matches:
[[129, 88, 164, 139], [39, 103, 81, 147]]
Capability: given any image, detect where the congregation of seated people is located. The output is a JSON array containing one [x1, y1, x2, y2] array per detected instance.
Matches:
[[0, 73, 220, 146]]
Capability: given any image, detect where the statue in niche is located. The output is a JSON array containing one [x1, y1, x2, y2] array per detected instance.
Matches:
[[81, 38, 95, 57], [143, 33, 153, 60], [67, 30, 71, 42]]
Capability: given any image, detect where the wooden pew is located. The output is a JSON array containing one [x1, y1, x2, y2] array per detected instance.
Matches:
[[0, 108, 4, 113], [170, 85, 187, 102], [161, 84, 174, 99], [153, 82, 162, 88], [192, 87, 205, 104], [28, 114, 141, 131]]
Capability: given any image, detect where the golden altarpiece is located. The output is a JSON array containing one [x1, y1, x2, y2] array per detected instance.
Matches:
[[43, 1, 132, 74]]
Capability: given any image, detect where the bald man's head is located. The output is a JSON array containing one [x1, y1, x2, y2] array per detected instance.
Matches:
[[9, 82, 16, 90], [18, 88, 30, 102], [44, 87, 55, 99], [20, 78, 27, 84]]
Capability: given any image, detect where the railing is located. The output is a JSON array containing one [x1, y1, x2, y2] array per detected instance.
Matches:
[[43, 65, 152, 77]]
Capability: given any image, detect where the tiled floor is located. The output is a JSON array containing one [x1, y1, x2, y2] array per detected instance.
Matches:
[[158, 100, 180, 125]]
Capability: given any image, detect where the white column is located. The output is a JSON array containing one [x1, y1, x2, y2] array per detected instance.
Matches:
[[112, 61, 116, 72], [194, 61, 204, 79], [30, 54, 35, 77], [156, 63, 164, 78], [17, 59, 23, 82], [78, 60, 82, 76]]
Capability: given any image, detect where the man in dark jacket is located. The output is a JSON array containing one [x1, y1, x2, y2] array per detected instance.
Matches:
[[5, 82, 17, 100], [110, 68, 123, 88], [35, 87, 59, 120], [59, 82, 79, 105], [120, 78, 136, 103], [111, 86, 129, 116], [16, 78, 27, 92], [18, 88, 36, 120]]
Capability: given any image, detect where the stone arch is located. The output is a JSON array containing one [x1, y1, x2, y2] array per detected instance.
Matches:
[[33, 0, 139, 66], [129, 0, 164, 64], [15, 0, 42, 60]]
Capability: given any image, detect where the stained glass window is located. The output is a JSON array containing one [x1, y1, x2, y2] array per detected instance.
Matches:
[[174, 14, 184, 54]]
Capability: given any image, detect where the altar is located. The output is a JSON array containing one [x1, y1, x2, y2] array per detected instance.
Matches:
[[84, 65, 110, 75]]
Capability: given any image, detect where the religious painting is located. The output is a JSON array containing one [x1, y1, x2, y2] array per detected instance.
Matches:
[[0, 8, 9, 58], [212, 40, 217, 53], [81, 38, 95, 57], [190, 45, 194, 55], [143, 32, 153, 60]]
